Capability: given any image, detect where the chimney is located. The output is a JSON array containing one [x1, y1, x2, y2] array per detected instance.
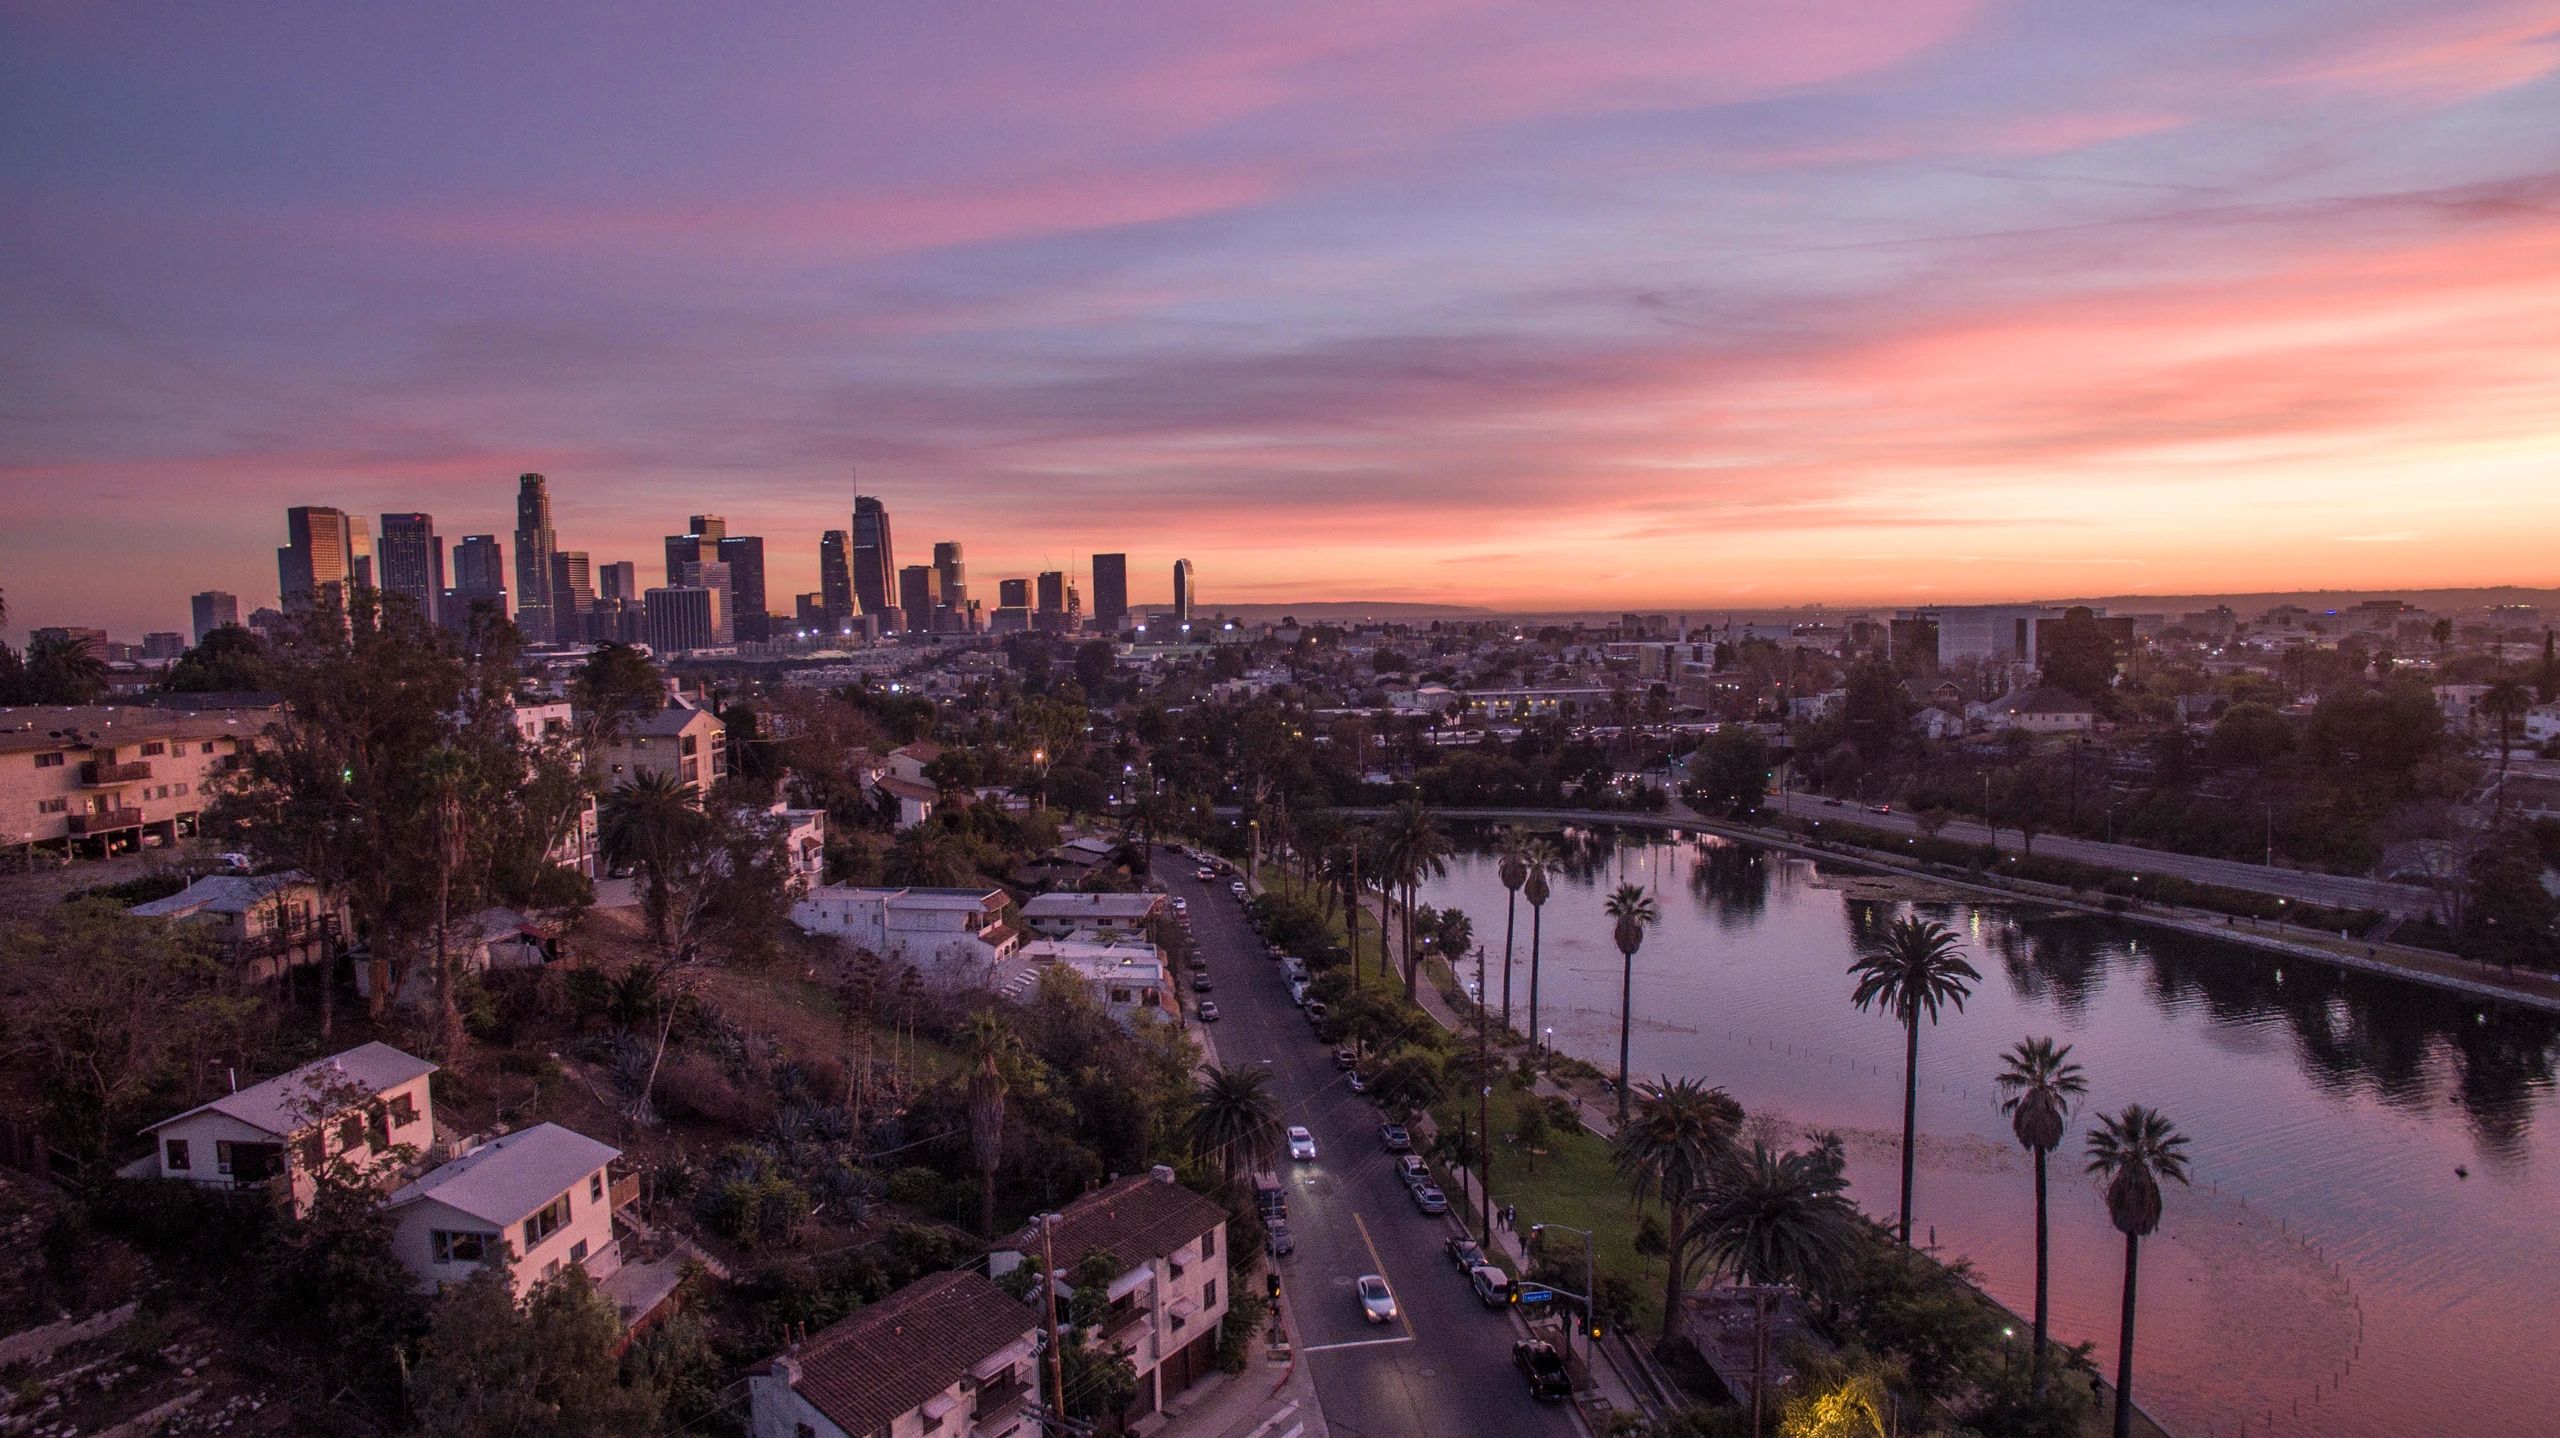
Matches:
[[1151, 1164, 1175, 1184]]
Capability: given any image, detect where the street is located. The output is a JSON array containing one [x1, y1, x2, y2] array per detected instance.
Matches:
[[1157, 854, 1581, 1438]]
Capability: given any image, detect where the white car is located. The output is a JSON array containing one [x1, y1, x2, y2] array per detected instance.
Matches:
[[1287, 1126, 1318, 1161]]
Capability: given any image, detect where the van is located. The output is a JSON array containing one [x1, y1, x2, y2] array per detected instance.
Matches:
[[1253, 1170, 1286, 1220], [1470, 1266, 1512, 1308], [1288, 979, 1311, 1006]]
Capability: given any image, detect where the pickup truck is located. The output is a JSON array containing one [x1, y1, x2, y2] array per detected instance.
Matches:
[[1514, 1340, 1572, 1400]]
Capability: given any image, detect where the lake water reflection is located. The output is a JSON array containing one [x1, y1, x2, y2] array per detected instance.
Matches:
[[1414, 824, 2560, 1438]]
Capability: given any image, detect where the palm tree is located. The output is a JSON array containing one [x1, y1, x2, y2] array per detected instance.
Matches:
[[600, 768, 703, 944], [1378, 797, 1451, 999], [1612, 1077, 1743, 1353], [1696, 1143, 1860, 1438], [23, 631, 109, 705], [1497, 828, 1529, 1030], [2483, 678, 2533, 783], [1184, 1066, 1282, 1186], [963, 1012, 1019, 1235], [882, 824, 970, 887], [2087, 1105, 2193, 1438], [1602, 883, 1659, 1121], [1522, 838, 1558, 1053], [1996, 1036, 2087, 1396], [1847, 915, 1980, 1245]]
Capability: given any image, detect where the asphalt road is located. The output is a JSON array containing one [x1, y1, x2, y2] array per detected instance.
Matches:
[[1156, 854, 1579, 1438], [1763, 790, 2437, 916]]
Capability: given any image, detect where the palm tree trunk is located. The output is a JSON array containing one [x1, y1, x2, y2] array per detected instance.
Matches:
[[1501, 890, 1518, 1030], [434, 849, 460, 1058], [981, 1167, 998, 1238], [1898, 1009, 1920, 1245], [1346, 860, 1362, 992], [1657, 1205, 1687, 1354], [1752, 1287, 1771, 1438], [2032, 1146, 2052, 1396], [1401, 879, 1418, 999], [1615, 944, 1634, 1122], [2114, 1230, 2141, 1438], [1527, 905, 1544, 1053]]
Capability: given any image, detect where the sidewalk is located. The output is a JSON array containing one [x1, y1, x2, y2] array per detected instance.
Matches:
[[1135, 1257, 1328, 1438]]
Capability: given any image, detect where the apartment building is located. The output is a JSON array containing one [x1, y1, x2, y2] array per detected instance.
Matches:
[[596, 697, 727, 798], [750, 1270, 1041, 1438], [789, 885, 1021, 976], [0, 705, 269, 856], [1016, 891, 1165, 940]]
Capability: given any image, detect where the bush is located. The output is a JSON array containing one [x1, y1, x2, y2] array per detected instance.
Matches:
[[64, 872, 190, 906], [886, 1165, 946, 1209]]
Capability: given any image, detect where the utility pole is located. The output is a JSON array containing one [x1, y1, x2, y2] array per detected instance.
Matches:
[[1476, 944, 1493, 1247], [1039, 1212, 1067, 1434]]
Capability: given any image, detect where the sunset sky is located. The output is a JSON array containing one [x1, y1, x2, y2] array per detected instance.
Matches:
[[6, 1, 2560, 636]]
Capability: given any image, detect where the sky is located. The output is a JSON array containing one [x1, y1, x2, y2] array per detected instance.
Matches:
[[5, 1, 2560, 638]]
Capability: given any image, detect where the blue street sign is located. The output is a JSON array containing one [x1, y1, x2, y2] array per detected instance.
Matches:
[[1517, 1286, 1556, 1304]]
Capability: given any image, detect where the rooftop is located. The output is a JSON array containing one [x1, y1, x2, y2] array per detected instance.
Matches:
[[387, 1123, 619, 1225], [1020, 892, 1163, 921], [148, 1041, 435, 1139], [129, 871, 311, 919], [999, 1169, 1225, 1271], [0, 705, 266, 756], [778, 1270, 1033, 1438]]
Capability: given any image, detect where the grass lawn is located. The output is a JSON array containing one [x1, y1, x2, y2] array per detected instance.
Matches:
[[1432, 1083, 1669, 1335]]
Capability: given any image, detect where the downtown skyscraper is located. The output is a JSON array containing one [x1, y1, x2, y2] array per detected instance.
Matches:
[[277, 505, 353, 610], [852, 494, 896, 618], [377, 512, 445, 623], [1091, 553, 1129, 633], [513, 474, 559, 644], [1172, 558, 1194, 631], [818, 530, 854, 625]]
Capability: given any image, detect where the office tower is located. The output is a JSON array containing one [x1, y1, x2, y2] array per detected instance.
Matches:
[[818, 530, 854, 624], [991, 605, 1033, 635], [1035, 571, 1065, 614], [514, 474, 558, 644], [690, 514, 727, 544], [794, 593, 828, 628], [142, 632, 188, 661], [1091, 554, 1129, 633], [897, 565, 938, 628], [345, 516, 374, 589], [377, 513, 445, 624], [679, 558, 734, 643], [1172, 558, 1194, 630], [852, 494, 895, 617], [190, 591, 240, 644], [277, 506, 353, 610], [447, 534, 508, 634], [598, 561, 639, 601], [717, 534, 769, 642], [663, 531, 710, 586], [933, 542, 967, 607], [33, 627, 110, 662], [644, 586, 722, 654], [999, 577, 1031, 608], [551, 552, 596, 639]]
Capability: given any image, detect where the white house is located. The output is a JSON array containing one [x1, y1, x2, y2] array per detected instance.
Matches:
[[993, 940, 1172, 1028], [142, 1042, 436, 1214], [1909, 706, 1965, 742], [873, 774, 939, 830], [883, 740, 942, 786], [769, 799, 828, 892], [1979, 686, 2097, 734], [791, 885, 1021, 977], [383, 1122, 621, 1300], [1017, 891, 1164, 940], [2525, 703, 2560, 746], [988, 1168, 1230, 1425], [750, 1270, 1040, 1438]]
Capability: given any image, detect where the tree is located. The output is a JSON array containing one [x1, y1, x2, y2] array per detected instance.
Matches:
[[2087, 1106, 2193, 1438], [2483, 678, 2533, 781], [1184, 1066, 1282, 1185], [2039, 606, 2120, 702], [1612, 1077, 1743, 1353], [1522, 838, 1558, 1053], [882, 822, 973, 887], [1996, 1036, 2086, 1395], [409, 1258, 658, 1438], [1497, 828, 1529, 1029], [1603, 883, 1660, 1121], [964, 1012, 1019, 1235], [163, 624, 270, 693], [1847, 916, 1980, 1245], [19, 631, 109, 704], [599, 769, 706, 944], [567, 642, 664, 767], [1690, 726, 1773, 815], [1378, 797, 1452, 999], [1695, 1143, 1861, 1437], [2467, 824, 2560, 972]]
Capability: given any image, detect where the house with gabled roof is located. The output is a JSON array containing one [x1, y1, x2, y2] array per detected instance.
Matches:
[[750, 1269, 1040, 1438], [141, 1041, 435, 1214], [383, 1122, 622, 1300]]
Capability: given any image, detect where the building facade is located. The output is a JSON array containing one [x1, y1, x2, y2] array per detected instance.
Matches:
[[853, 494, 897, 618], [0, 704, 266, 853], [277, 505, 353, 610], [190, 591, 241, 644], [513, 474, 559, 644], [1091, 553, 1129, 633], [377, 513, 445, 624]]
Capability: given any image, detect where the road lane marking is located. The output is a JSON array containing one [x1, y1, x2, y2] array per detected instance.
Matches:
[[1298, 1333, 1417, 1354], [1350, 1212, 1415, 1340], [1242, 1400, 1300, 1438]]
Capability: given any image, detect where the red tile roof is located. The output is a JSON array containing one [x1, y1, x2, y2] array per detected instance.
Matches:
[[783, 1270, 1034, 1438], [1002, 1171, 1228, 1270]]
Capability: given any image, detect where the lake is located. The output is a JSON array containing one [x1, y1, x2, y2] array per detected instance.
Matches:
[[1415, 824, 2560, 1438]]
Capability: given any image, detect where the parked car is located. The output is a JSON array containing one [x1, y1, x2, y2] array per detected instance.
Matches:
[[1190, 957, 1210, 974], [1446, 1237, 1485, 1271], [1287, 1126, 1318, 1161], [1396, 1154, 1430, 1186], [1411, 1184, 1448, 1215], [1303, 1001, 1329, 1025], [1514, 1340, 1572, 1400], [1197, 1000, 1221, 1022], [1346, 1071, 1368, 1094], [1333, 1047, 1358, 1070], [1267, 1220, 1293, 1258], [1469, 1265, 1512, 1307], [1192, 974, 1213, 992], [1357, 1274, 1398, 1325], [1229, 880, 1248, 897], [1379, 1124, 1413, 1153]]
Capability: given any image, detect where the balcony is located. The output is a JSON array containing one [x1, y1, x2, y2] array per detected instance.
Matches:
[[81, 759, 153, 786], [971, 1374, 1033, 1430], [69, 808, 145, 835], [1099, 1302, 1153, 1343]]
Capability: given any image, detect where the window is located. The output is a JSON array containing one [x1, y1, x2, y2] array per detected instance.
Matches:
[[176, 783, 190, 796], [365, 1104, 391, 1151], [543, 1258, 561, 1281], [432, 1231, 492, 1264], [388, 1093, 417, 1127], [214, 1140, 236, 1175], [338, 1114, 364, 1152], [797, 1425, 818, 1438], [202, 742, 215, 754], [680, 734, 698, 757], [141, 741, 166, 756], [35, 752, 64, 768], [164, 1139, 190, 1171], [1202, 1227, 1216, 1259], [570, 1238, 589, 1264], [38, 799, 65, 815], [1204, 1279, 1217, 1310], [523, 1192, 572, 1249], [589, 1171, 605, 1203]]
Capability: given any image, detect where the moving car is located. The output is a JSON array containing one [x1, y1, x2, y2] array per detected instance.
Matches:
[[1357, 1274, 1398, 1325], [1229, 880, 1248, 897], [1469, 1265, 1512, 1307], [1287, 1125, 1318, 1161], [1411, 1184, 1448, 1215], [1446, 1237, 1485, 1271], [1514, 1340, 1572, 1400], [1197, 1000, 1221, 1022], [1196, 866, 1216, 881], [1379, 1124, 1413, 1153]]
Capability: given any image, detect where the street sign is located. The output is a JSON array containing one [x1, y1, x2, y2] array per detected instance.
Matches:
[[1517, 1285, 1556, 1304]]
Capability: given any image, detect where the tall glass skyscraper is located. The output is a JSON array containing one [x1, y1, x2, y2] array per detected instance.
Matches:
[[513, 473, 558, 643], [852, 494, 896, 617], [1091, 553, 1128, 633]]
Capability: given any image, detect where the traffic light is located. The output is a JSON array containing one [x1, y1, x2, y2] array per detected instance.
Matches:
[[1588, 1321, 1604, 1341], [1508, 1284, 1520, 1305], [1266, 1272, 1281, 1300]]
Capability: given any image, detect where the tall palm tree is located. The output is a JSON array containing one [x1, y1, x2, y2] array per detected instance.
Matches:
[[2482, 677, 2533, 783], [963, 1012, 1020, 1235], [1378, 797, 1451, 999], [1996, 1036, 2087, 1396], [1603, 883, 1660, 1121], [882, 824, 970, 888], [2087, 1105, 2193, 1438], [1336, 829, 1369, 990], [1611, 1077, 1743, 1353], [599, 768, 703, 943], [1522, 838, 1558, 1052], [1185, 1066, 1283, 1187], [1497, 828, 1530, 1030], [1696, 1143, 1860, 1438], [1847, 915, 1980, 1245]]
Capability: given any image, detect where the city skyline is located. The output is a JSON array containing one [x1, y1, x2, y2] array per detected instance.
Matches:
[[7, 3, 2560, 636]]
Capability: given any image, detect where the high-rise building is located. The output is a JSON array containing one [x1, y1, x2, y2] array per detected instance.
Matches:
[[551, 552, 596, 639], [852, 494, 896, 618], [818, 530, 854, 625], [33, 627, 110, 662], [999, 577, 1031, 608], [142, 632, 188, 661], [679, 558, 735, 643], [190, 591, 240, 644], [1172, 558, 1194, 631], [377, 513, 445, 624], [277, 506, 353, 610], [598, 561, 639, 601], [514, 474, 558, 644], [718, 534, 769, 642], [345, 516, 374, 590], [1091, 554, 1129, 633], [933, 542, 967, 609], [447, 535, 508, 634], [1035, 571, 1065, 614], [644, 586, 722, 654], [897, 565, 939, 628]]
